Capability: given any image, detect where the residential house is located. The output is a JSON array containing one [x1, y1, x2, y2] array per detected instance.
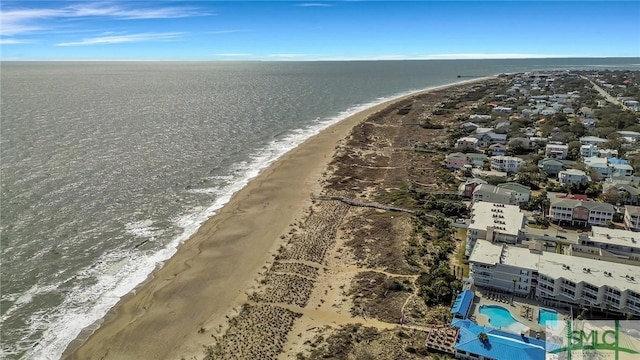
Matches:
[[549, 197, 615, 226], [492, 106, 512, 114], [472, 184, 518, 206], [494, 120, 510, 131], [558, 169, 590, 185], [598, 148, 618, 158], [465, 153, 488, 168], [445, 152, 469, 169], [602, 181, 640, 205], [469, 114, 491, 121], [471, 168, 508, 181], [580, 144, 598, 158], [617, 131, 640, 143], [480, 131, 507, 145], [490, 155, 524, 173], [458, 178, 488, 198], [497, 182, 531, 204], [460, 122, 480, 132], [577, 226, 640, 259], [584, 157, 610, 179], [582, 118, 597, 127], [508, 137, 536, 151], [609, 158, 634, 177], [523, 127, 536, 137], [578, 106, 595, 118], [487, 143, 506, 156], [624, 205, 640, 231], [545, 143, 569, 159], [538, 158, 565, 176], [455, 136, 480, 150], [580, 136, 608, 146]]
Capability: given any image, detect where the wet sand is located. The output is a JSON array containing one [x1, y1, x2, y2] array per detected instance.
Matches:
[[65, 77, 492, 360]]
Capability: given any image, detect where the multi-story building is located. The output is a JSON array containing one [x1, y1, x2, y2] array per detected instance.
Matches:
[[472, 184, 518, 206], [490, 155, 524, 173], [445, 152, 469, 169], [497, 182, 531, 204], [580, 143, 598, 158], [558, 169, 590, 184], [469, 240, 640, 316], [579, 136, 608, 146], [545, 143, 569, 159], [538, 158, 565, 176], [549, 198, 614, 227], [465, 202, 526, 257], [577, 226, 640, 260], [624, 205, 640, 231]]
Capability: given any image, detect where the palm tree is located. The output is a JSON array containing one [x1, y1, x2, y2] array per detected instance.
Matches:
[[512, 278, 517, 303], [478, 332, 489, 343]]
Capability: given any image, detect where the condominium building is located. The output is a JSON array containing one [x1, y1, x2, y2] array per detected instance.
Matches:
[[548, 197, 614, 226], [469, 240, 640, 316], [465, 202, 526, 257], [577, 226, 640, 260]]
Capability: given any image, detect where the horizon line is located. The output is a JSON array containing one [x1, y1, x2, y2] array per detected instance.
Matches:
[[2, 55, 640, 62]]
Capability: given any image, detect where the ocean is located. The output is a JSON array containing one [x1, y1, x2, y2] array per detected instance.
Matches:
[[1, 58, 639, 359]]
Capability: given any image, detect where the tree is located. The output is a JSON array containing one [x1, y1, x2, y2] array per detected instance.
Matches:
[[512, 279, 517, 303], [478, 332, 489, 343]]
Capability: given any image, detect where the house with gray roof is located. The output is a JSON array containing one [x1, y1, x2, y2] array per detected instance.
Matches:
[[558, 169, 590, 185], [497, 182, 531, 204], [472, 184, 518, 206], [624, 205, 640, 231], [538, 158, 565, 176]]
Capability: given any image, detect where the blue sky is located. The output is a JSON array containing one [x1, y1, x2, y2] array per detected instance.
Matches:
[[1, 1, 639, 60]]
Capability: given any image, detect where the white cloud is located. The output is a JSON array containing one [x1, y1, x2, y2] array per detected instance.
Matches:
[[56, 32, 183, 46], [0, 3, 211, 36], [0, 38, 27, 45], [206, 30, 249, 35]]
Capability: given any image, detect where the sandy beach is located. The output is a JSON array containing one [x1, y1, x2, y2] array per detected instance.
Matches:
[[65, 77, 497, 360]]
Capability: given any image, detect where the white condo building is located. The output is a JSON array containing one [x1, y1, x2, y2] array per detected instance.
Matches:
[[469, 240, 640, 316], [465, 202, 526, 257]]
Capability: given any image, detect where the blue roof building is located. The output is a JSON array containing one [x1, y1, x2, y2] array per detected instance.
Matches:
[[451, 318, 550, 360], [451, 290, 475, 319]]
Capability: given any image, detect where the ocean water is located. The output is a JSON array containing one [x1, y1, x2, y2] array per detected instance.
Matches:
[[1, 59, 639, 359]]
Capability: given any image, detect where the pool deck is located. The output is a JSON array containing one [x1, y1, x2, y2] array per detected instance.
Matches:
[[468, 289, 568, 338]]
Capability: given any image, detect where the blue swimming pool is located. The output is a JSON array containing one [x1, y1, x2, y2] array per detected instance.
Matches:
[[539, 308, 559, 328], [479, 305, 523, 329]]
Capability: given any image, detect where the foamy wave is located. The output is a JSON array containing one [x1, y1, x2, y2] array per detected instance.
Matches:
[[124, 219, 163, 239], [19, 81, 472, 360]]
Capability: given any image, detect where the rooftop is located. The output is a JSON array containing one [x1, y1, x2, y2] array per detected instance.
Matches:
[[585, 226, 640, 251], [626, 205, 640, 217], [549, 197, 615, 212], [468, 202, 525, 236], [469, 240, 640, 292], [452, 318, 549, 360]]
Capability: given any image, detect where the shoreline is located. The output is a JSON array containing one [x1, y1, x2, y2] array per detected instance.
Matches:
[[63, 76, 494, 360]]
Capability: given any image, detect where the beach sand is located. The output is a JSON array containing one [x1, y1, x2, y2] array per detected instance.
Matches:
[[64, 77, 495, 360]]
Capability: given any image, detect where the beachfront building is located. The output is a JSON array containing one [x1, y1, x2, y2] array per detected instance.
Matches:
[[577, 226, 640, 259], [545, 143, 569, 159], [472, 184, 518, 206], [497, 182, 531, 204], [468, 240, 640, 316], [445, 152, 469, 169], [465, 202, 526, 257], [455, 136, 481, 150], [558, 169, 590, 185], [458, 178, 488, 198], [624, 205, 640, 232], [490, 155, 524, 173], [548, 197, 614, 227]]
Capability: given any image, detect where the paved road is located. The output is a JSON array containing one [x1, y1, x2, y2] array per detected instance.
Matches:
[[581, 75, 631, 111]]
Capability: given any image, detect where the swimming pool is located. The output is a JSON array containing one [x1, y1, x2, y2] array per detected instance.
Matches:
[[538, 308, 559, 328], [479, 305, 527, 333]]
